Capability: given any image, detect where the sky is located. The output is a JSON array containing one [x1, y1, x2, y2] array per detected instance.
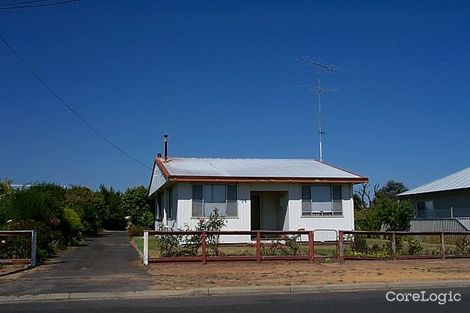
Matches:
[[1, 0, 470, 191]]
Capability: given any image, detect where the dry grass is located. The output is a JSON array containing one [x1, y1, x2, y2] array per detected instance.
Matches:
[[146, 258, 470, 290]]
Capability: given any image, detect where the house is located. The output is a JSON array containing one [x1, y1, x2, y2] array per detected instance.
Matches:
[[398, 167, 470, 231], [148, 154, 367, 242]]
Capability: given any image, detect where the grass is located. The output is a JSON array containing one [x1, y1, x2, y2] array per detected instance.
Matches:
[[132, 237, 338, 258], [346, 235, 464, 257]]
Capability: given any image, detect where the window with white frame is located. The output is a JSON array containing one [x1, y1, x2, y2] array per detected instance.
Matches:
[[302, 185, 343, 216], [192, 184, 237, 217]]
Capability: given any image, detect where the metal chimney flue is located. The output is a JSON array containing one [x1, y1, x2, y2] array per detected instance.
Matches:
[[163, 134, 168, 161]]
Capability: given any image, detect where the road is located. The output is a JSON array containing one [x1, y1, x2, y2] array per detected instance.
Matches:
[[0, 288, 468, 313], [0, 231, 151, 295]]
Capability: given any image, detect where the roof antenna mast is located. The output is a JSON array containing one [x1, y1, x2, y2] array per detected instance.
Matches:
[[162, 95, 171, 161], [298, 57, 337, 162]]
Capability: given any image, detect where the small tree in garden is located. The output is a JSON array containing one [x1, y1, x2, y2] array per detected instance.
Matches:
[[119, 186, 153, 228], [195, 209, 226, 256], [375, 197, 414, 231]]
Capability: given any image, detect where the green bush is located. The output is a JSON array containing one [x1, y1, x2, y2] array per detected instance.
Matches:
[[406, 238, 423, 255], [120, 186, 153, 228], [62, 208, 84, 245], [355, 208, 381, 231], [455, 237, 470, 255], [65, 186, 100, 235], [350, 235, 368, 253]]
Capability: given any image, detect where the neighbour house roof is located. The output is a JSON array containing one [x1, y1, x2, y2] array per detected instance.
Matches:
[[399, 167, 470, 197], [149, 157, 367, 196]]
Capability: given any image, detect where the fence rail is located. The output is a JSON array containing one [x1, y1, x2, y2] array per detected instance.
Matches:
[[0, 230, 37, 267]]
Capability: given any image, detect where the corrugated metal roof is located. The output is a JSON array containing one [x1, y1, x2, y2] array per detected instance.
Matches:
[[161, 157, 365, 179], [399, 167, 470, 196]]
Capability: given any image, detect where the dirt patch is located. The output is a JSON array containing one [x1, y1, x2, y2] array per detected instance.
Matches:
[[0, 264, 29, 277], [147, 259, 470, 290]]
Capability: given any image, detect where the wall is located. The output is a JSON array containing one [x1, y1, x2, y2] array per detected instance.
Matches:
[[406, 189, 470, 218], [167, 182, 355, 243]]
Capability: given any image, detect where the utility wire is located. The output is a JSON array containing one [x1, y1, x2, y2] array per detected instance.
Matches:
[[0, 0, 78, 10], [0, 0, 53, 7], [0, 33, 151, 170]]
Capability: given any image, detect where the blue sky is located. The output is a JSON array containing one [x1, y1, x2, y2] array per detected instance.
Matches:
[[1, 0, 469, 191]]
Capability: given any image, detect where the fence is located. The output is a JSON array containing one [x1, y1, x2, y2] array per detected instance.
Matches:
[[339, 230, 470, 260], [142, 229, 470, 264], [143, 230, 316, 265], [0, 230, 37, 267]]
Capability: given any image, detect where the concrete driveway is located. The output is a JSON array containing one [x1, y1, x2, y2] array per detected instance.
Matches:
[[0, 231, 152, 295]]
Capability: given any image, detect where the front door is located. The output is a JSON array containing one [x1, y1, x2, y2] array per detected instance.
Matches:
[[251, 193, 261, 230]]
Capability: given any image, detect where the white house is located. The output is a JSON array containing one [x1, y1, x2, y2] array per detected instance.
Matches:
[[148, 156, 367, 242]]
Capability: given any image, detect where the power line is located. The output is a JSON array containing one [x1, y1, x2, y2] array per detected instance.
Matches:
[[0, 33, 151, 170], [0, 0, 78, 10], [0, 0, 53, 7]]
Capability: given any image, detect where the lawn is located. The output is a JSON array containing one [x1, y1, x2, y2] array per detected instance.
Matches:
[[132, 237, 338, 258]]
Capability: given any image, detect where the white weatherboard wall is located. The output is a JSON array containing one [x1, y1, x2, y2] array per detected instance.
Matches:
[[166, 182, 354, 243]]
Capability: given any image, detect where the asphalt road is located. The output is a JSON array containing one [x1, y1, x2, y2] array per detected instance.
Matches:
[[1, 288, 468, 313], [0, 231, 151, 295]]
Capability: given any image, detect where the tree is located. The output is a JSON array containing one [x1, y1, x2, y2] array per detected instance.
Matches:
[[0, 179, 14, 226], [375, 197, 414, 231], [96, 185, 125, 230], [65, 186, 100, 235], [120, 186, 153, 228], [375, 180, 408, 200], [355, 207, 382, 231]]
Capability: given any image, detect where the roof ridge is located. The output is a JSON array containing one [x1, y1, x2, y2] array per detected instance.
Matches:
[[163, 156, 323, 161]]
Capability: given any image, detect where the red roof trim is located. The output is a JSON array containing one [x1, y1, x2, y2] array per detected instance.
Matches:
[[156, 157, 171, 178]]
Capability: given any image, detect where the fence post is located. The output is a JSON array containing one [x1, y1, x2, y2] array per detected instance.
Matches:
[[143, 231, 149, 266], [256, 231, 261, 263], [30, 230, 37, 268], [391, 232, 397, 259], [201, 232, 207, 264], [308, 231, 314, 261], [440, 232, 446, 259], [338, 231, 344, 261]]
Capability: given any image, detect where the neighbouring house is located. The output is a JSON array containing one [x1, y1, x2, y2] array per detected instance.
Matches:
[[148, 152, 367, 242], [398, 167, 470, 232]]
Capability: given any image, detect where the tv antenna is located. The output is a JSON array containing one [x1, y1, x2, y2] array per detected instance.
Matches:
[[298, 57, 337, 162]]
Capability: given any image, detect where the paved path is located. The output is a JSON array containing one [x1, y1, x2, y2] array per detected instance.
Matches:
[[0, 231, 152, 295]]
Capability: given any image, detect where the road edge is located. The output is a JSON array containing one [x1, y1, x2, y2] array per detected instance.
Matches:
[[1, 280, 470, 303]]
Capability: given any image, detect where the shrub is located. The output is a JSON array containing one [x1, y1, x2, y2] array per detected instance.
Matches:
[[262, 235, 301, 256], [375, 197, 414, 231], [350, 235, 368, 253], [406, 238, 423, 255], [455, 237, 470, 255], [62, 208, 84, 245], [355, 208, 381, 231], [120, 186, 153, 228], [127, 224, 146, 237], [65, 186, 100, 235]]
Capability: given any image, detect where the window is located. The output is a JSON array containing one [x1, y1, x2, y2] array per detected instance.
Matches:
[[302, 185, 343, 216], [192, 184, 237, 217], [416, 201, 434, 218]]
